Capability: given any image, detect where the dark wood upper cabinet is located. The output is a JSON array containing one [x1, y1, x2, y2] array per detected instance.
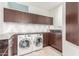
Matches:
[[4, 8, 53, 25], [4, 8, 32, 23], [16, 11, 32, 23], [4, 8, 17, 22], [49, 30, 62, 52], [66, 2, 79, 45], [37, 15, 53, 25], [29, 13, 38, 24]]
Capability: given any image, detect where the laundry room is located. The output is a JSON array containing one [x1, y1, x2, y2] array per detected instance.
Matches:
[[0, 2, 64, 56]]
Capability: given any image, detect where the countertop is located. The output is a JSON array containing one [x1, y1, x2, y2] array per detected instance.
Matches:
[[0, 33, 14, 40]]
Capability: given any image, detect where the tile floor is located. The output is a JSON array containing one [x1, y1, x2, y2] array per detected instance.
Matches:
[[24, 46, 62, 56]]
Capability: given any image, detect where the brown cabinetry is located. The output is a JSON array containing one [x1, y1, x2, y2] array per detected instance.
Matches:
[[0, 40, 8, 56], [49, 30, 62, 52], [15, 11, 31, 23], [43, 33, 50, 47], [4, 8, 17, 22], [11, 32, 62, 55], [4, 8, 53, 25], [66, 2, 79, 45], [4, 8, 31, 23], [36, 15, 53, 25], [11, 35, 17, 56]]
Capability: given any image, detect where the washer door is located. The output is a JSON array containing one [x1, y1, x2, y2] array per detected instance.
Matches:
[[34, 37, 42, 47], [19, 39, 30, 48]]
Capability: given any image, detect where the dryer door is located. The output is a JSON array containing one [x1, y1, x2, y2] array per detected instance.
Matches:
[[34, 37, 43, 47], [19, 39, 30, 48]]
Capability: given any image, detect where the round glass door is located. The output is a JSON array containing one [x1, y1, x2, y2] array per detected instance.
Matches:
[[19, 39, 30, 48], [34, 37, 42, 47]]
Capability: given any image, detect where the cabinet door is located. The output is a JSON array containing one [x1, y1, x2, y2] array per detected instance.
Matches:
[[29, 13, 38, 24], [29, 14, 53, 25], [37, 15, 53, 25], [66, 2, 79, 45], [15, 11, 31, 23], [49, 31, 62, 52], [4, 8, 53, 25], [0, 40, 8, 56], [43, 33, 50, 47], [66, 25, 78, 45], [4, 8, 17, 22]]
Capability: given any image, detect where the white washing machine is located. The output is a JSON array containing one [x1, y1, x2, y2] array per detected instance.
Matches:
[[32, 34, 43, 51], [17, 34, 33, 56]]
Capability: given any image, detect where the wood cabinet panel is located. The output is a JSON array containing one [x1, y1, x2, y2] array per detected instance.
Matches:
[[4, 8, 53, 25], [15, 11, 31, 23], [29, 13, 38, 24], [43, 33, 50, 47], [4, 8, 17, 22], [37, 15, 53, 25], [49, 30, 62, 52], [66, 25, 78, 45], [11, 35, 17, 56], [66, 2, 79, 45], [0, 40, 8, 56], [66, 2, 78, 15]]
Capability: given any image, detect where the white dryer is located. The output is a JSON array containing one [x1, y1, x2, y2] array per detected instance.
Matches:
[[32, 34, 43, 51], [17, 34, 33, 56]]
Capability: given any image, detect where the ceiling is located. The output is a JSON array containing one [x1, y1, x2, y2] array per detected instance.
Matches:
[[29, 2, 62, 10], [19, 2, 63, 10]]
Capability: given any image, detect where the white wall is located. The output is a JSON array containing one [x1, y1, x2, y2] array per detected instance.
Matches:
[[0, 2, 50, 34], [49, 4, 63, 27], [0, 3, 4, 34], [28, 6, 50, 16], [3, 23, 50, 34], [48, 3, 64, 31]]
